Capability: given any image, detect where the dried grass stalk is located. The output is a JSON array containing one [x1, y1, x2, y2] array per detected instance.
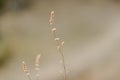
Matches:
[[49, 10, 67, 80]]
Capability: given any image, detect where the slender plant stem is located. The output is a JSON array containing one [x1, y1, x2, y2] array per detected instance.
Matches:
[[49, 11, 67, 80], [35, 54, 41, 80]]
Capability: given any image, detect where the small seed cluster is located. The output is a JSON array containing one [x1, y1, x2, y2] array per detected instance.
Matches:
[[22, 54, 41, 80]]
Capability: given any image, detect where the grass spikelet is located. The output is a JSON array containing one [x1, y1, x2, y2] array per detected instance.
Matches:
[[22, 61, 32, 80]]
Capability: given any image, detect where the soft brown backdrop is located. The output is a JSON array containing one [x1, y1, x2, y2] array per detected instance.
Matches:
[[0, 0, 120, 80]]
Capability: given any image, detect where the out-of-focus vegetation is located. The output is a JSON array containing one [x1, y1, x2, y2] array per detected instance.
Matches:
[[0, 0, 11, 67], [0, 0, 4, 13], [0, 0, 3, 8], [0, 42, 11, 67], [0, 0, 32, 13], [0, 0, 33, 67]]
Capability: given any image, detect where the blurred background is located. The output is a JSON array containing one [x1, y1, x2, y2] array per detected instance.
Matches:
[[0, 0, 120, 80]]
